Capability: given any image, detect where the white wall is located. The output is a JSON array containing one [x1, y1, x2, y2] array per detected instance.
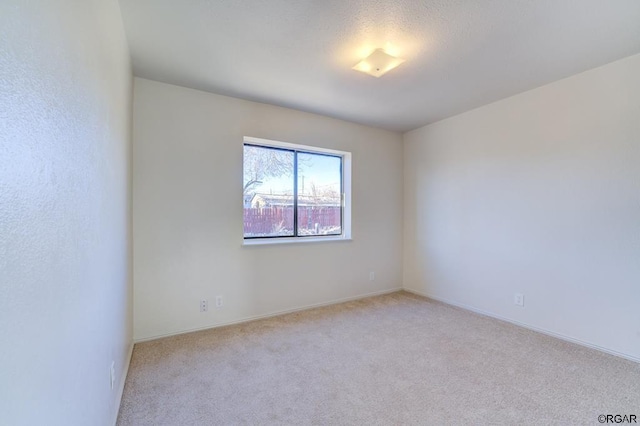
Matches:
[[0, 1, 133, 425], [404, 54, 640, 361], [133, 78, 403, 341]]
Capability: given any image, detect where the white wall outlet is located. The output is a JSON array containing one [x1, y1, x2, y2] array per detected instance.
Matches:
[[109, 361, 115, 390], [369, 271, 375, 281], [514, 293, 524, 307], [200, 300, 208, 312], [215, 295, 223, 308]]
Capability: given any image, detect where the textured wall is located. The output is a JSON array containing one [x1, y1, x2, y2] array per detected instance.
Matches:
[[403, 54, 640, 361], [0, 1, 133, 425], [133, 78, 403, 341]]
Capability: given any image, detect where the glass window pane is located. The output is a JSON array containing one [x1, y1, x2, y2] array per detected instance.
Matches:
[[297, 152, 342, 236], [243, 145, 295, 237]]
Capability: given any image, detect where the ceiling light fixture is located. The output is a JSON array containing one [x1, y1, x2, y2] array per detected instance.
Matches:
[[352, 48, 405, 78]]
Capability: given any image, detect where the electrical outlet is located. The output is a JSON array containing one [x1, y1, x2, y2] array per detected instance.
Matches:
[[200, 300, 208, 312], [369, 271, 375, 281], [215, 295, 223, 308], [514, 293, 524, 307], [110, 361, 115, 390]]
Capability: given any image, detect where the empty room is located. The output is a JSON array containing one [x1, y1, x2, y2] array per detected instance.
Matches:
[[1, 0, 639, 425]]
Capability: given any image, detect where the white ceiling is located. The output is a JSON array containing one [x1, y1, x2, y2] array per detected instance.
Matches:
[[119, 0, 640, 133]]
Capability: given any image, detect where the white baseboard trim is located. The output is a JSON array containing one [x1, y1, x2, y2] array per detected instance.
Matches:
[[134, 287, 403, 343], [112, 341, 134, 426], [403, 288, 639, 364]]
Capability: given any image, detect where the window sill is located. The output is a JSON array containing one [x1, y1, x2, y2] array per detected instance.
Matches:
[[242, 235, 352, 246]]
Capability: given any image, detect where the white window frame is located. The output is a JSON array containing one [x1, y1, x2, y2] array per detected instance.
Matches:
[[242, 136, 352, 246]]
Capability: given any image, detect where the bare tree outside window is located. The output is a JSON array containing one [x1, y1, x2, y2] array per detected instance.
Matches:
[[243, 145, 294, 237], [243, 145, 293, 197]]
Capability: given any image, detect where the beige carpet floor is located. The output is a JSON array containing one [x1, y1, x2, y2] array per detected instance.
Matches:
[[117, 291, 639, 425]]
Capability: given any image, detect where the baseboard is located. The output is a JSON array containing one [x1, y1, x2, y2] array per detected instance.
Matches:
[[112, 341, 134, 426], [134, 287, 403, 343], [403, 288, 640, 364]]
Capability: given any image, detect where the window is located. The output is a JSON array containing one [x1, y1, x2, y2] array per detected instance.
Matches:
[[243, 137, 351, 243]]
